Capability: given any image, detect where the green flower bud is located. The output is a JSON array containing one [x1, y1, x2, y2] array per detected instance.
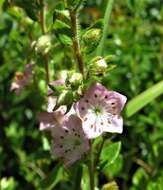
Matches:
[[35, 35, 52, 55], [83, 28, 102, 53], [58, 70, 69, 81], [55, 90, 73, 110], [104, 55, 116, 62], [83, 28, 101, 45], [68, 72, 83, 87], [102, 181, 119, 190], [89, 56, 107, 75]]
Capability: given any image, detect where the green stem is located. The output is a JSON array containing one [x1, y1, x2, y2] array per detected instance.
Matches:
[[69, 9, 84, 75], [88, 142, 95, 190], [39, 0, 50, 84], [96, 0, 115, 56], [72, 164, 83, 190], [95, 137, 106, 166]]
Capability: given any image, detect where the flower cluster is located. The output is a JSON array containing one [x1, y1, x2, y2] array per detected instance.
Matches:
[[39, 82, 127, 166]]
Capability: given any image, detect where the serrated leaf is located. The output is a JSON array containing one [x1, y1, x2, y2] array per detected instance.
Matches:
[[100, 141, 121, 168], [126, 80, 163, 117]]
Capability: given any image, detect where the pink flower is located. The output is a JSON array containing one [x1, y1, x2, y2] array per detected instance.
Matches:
[[39, 96, 67, 131], [10, 63, 33, 95], [51, 114, 89, 166], [39, 79, 67, 131], [74, 83, 127, 139]]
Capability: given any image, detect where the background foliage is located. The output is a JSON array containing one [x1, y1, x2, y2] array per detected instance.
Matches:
[[0, 0, 163, 189]]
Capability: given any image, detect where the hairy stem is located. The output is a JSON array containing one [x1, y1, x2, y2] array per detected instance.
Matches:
[[69, 10, 84, 75], [39, 0, 50, 84], [88, 142, 95, 190]]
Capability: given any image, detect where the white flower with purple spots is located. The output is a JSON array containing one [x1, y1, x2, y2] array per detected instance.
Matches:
[[51, 115, 89, 166], [74, 83, 127, 139]]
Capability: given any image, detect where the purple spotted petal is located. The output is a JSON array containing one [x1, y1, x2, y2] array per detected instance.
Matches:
[[102, 115, 123, 134], [51, 115, 89, 167], [74, 83, 127, 139]]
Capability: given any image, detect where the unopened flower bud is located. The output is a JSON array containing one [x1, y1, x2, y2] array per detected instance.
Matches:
[[68, 73, 83, 87], [83, 28, 101, 44], [35, 35, 52, 54], [90, 56, 107, 75], [83, 28, 101, 53], [58, 70, 69, 82], [55, 90, 73, 110]]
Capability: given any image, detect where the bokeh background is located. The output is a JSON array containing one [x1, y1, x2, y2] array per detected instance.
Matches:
[[0, 0, 163, 189]]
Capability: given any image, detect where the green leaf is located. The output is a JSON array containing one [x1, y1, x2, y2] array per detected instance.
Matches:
[[103, 154, 123, 177], [126, 80, 163, 117], [96, 0, 115, 56], [48, 84, 65, 94], [13, 0, 40, 21], [132, 168, 148, 187], [100, 141, 121, 168], [40, 163, 64, 190]]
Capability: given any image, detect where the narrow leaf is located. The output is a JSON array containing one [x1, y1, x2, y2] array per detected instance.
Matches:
[[126, 80, 163, 117], [96, 0, 115, 56]]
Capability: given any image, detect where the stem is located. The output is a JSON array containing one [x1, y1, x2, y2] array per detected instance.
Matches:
[[95, 137, 106, 166], [69, 9, 84, 75], [72, 164, 83, 190], [96, 0, 115, 56], [39, 0, 50, 84], [88, 142, 95, 190]]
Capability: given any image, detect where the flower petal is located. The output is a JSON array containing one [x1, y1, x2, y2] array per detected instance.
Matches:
[[103, 115, 123, 134], [38, 112, 56, 130], [51, 114, 89, 166]]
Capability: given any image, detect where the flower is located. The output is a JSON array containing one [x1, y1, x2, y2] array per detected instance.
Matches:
[[10, 63, 33, 95], [74, 83, 127, 139], [39, 79, 67, 131], [39, 96, 67, 131], [51, 114, 89, 166]]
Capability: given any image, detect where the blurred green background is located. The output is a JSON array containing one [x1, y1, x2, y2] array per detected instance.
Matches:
[[0, 0, 163, 189]]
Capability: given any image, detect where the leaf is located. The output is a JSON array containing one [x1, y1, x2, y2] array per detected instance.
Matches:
[[13, 0, 40, 21], [100, 141, 121, 168], [48, 84, 65, 93], [126, 80, 163, 117], [132, 168, 148, 187], [40, 163, 64, 190], [96, 0, 115, 56], [103, 154, 123, 177]]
